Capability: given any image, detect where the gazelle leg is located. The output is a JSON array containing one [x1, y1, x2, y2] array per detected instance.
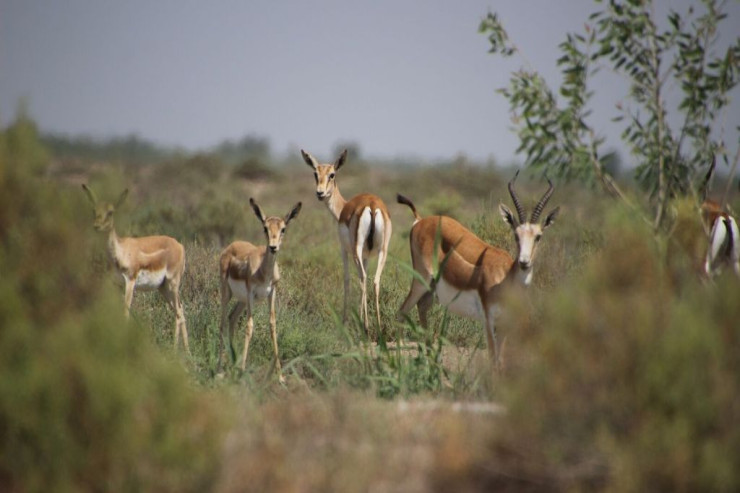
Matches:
[[417, 291, 434, 330], [218, 281, 232, 366], [354, 255, 369, 333], [374, 245, 388, 332], [123, 277, 135, 319], [397, 278, 430, 322], [240, 299, 254, 371], [173, 287, 189, 353], [227, 302, 246, 366], [341, 246, 351, 323], [161, 281, 189, 353], [484, 305, 500, 371], [268, 289, 284, 383]]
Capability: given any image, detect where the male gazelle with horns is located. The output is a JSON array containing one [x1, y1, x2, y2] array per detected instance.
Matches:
[[82, 184, 189, 352], [218, 198, 302, 381], [301, 149, 392, 334], [396, 172, 559, 367]]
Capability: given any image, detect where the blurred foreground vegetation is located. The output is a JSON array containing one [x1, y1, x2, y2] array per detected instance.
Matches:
[[1, 111, 738, 491]]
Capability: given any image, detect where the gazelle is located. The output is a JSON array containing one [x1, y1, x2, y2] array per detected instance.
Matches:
[[82, 184, 189, 352], [701, 199, 739, 277], [396, 172, 559, 366], [218, 198, 302, 380], [301, 149, 392, 333]]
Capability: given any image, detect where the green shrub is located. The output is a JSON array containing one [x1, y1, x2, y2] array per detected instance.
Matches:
[[458, 209, 740, 491], [0, 116, 229, 491]]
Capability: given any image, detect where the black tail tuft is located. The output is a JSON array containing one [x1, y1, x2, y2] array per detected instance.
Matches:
[[367, 211, 375, 251], [397, 193, 420, 221]]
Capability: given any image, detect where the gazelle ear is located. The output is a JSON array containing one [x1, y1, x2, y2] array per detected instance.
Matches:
[[285, 202, 302, 225], [301, 149, 318, 169], [82, 184, 97, 205], [499, 203, 517, 227], [114, 189, 129, 209], [543, 206, 560, 229], [249, 197, 266, 223], [335, 149, 348, 170]]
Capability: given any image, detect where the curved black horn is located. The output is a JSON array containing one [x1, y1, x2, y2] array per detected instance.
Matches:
[[508, 170, 526, 224], [530, 175, 554, 223]]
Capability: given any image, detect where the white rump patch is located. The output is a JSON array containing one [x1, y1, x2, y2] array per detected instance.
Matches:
[[435, 278, 485, 321], [135, 268, 167, 290], [356, 207, 373, 258], [372, 209, 385, 253]]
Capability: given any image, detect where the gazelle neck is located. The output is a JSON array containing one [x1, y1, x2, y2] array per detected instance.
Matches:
[[507, 260, 534, 287], [106, 225, 122, 263], [259, 247, 278, 279], [325, 186, 346, 221]]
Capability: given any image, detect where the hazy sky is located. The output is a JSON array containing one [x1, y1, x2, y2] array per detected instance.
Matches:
[[1, 1, 738, 163]]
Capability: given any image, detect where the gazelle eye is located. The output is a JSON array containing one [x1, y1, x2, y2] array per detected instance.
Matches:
[[329, 173, 335, 179], [264, 227, 268, 233], [535, 234, 542, 242], [313, 172, 318, 181]]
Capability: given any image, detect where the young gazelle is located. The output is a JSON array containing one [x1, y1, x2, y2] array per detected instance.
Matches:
[[701, 199, 740, 277], [218, 198, 302, 380], [301, 149, 392, 333], [396, 172, 559, 366], [82, 184, 189, 352]]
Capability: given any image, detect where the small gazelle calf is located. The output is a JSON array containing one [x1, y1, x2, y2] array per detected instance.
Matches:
[[701, 199, 740, 277], [396, 172, 559, 366], [301, 149, 392, 334], [82, 184, 189, 352], [218, 198, 302, 380]]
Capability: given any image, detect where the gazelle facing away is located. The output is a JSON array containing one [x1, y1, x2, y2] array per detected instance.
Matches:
[[396, 172, 559, 366], [301, 149, 392, 334], [701, 199, 740, 277], [82, 184, 189, 352], [218, 198, 302, 380]]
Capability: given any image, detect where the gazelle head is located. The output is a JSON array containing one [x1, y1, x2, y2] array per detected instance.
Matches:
[[499, 171, 560, 280], [300, 149, 347, 202], [82, 184, 128, 232], [249, 198, 302, 254]]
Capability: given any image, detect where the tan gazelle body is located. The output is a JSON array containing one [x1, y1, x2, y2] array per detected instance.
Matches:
[[82, 184, 189, 352], [396, 172, 559, 367], [218, 198, 302, 381], [301, 149, 392, 334]]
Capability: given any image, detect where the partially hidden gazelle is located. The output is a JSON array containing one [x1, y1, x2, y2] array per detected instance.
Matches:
[[218, 198, 302, 381], [301, 149, 392, 334], [396, 172, 559, 366], [82, 184, 190, 352], [701, 199, 740, 277]]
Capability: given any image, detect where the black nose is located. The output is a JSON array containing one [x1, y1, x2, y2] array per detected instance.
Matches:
[[519, 260, 530, 270], [269, 246, 278, 253], [316, 191, 324, 199]]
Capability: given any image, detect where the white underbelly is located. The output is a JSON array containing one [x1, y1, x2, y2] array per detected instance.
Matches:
[[228, 278, 272, 302], [134, 268, 167, 290], [435, 279, 485, 321]]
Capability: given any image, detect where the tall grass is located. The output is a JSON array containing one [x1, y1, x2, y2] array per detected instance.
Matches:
[[6, 113, 739, 490]]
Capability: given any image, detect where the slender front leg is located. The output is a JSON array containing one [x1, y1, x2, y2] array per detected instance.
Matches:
[[240, 298, 254, 371], [123, 276, 135, 319], [484, 305, 500, 372], [268, 288, 284, 383]]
